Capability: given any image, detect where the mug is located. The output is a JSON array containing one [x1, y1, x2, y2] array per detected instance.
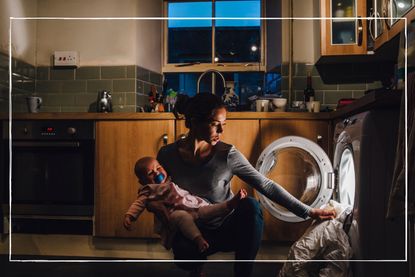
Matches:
[[256, 99, 269, 112], [26, 96, 42, 113], [306, 101, 321, 113]]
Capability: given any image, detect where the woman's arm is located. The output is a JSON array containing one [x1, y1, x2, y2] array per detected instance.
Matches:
[[227, 146, 313, 219]]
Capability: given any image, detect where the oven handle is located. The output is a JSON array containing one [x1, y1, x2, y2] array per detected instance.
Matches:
[[12, 141, 81, 148]]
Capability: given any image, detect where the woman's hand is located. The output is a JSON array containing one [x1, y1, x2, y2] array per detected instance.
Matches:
[[309, 207, 336, 220]]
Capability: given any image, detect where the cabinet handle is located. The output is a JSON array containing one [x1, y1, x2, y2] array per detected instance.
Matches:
[[317, 135, 323, 142], [357, 17, 363, 46], [178, 133, 187, 140], [162, 134, 168, 146]]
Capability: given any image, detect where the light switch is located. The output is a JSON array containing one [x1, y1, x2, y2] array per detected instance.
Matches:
[[53, 51, 79, 67]]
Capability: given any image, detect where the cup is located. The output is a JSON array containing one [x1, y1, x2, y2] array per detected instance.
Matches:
[[26, 96, 42, 113], [306, 101, 313, 112], [312, 101, 320, 113], [256, 99, 269, 112]]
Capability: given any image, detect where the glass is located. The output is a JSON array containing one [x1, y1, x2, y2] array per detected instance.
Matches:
[[392, 0, 413, 23], [167, 1, 212, 63], [331, 0, 356, 44], [338, 148, 355, 206], [264, 147, 321, 211], [215, 0, 261, 63]]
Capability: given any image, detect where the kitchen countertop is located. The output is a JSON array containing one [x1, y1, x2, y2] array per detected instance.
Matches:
[[0, 90, 402, 121]]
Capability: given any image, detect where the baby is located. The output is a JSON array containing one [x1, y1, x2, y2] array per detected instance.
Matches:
[[124, 156, 246, 252]]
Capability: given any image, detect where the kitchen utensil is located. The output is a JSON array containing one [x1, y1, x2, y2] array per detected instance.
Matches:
[[271, 98, 287, 111], [256, 99, 270, 112]]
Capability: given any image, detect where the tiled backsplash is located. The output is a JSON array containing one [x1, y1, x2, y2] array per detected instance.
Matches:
[[280, 63, 383, 109], [0, 51, 384, 113], [0, 51, 163, 113], [35, 65, 162, 112]]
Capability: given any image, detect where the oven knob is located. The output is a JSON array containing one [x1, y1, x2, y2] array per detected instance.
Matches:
[[67, 127, 77, 135], [23, 127, 28, 135]]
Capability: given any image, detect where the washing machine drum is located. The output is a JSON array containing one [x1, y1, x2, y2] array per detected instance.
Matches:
[[256, 136, 334, 222]]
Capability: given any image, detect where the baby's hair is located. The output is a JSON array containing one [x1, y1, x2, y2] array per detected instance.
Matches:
[[134, 156, 155, 184]]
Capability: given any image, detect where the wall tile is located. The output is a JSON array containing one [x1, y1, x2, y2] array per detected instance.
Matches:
[[75, 94, 97, 106], [110, 92, 126, 106], [125, 92, 136, 106], [324, 91, 353, 104], [127, 66, 136, 78], [313, 76, 338, 90], [76, 67, 100, 80], [137, 66, 150, 82], [36, 80, 62, 93], [338, 83, 367, 90], [61, 106, 88, 112], [36, 67, 49, 80], [149, 71, 162, 85], [101, 66, 126, 79], [113, 105, 136, 112], [50, 68, 75, 80], [61, 80, 87, 93], [42, 94, 76, 106], [113, 79, 135, 92], [87, 80, 112, 93], [353, 90, 365, 98]]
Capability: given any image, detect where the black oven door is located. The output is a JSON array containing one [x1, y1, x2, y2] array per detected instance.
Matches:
[[11, 140, 94, 217]]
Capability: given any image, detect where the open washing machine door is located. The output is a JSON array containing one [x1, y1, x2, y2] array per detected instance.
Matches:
[[256, 136, 334, 223]]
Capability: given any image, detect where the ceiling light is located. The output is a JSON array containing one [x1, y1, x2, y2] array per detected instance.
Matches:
[[251, 45, 258, 52]]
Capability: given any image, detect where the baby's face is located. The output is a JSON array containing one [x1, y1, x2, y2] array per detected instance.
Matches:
[[141, 159, 168, 184]]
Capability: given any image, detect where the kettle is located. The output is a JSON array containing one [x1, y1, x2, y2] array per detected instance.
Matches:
[[97, 90, 113, 113]]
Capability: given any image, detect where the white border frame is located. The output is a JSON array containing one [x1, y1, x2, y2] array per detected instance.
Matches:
[[7, 16, 407, 264]]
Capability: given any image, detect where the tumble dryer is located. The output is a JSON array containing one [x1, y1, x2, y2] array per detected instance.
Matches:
[[256, 109, 406, 275]]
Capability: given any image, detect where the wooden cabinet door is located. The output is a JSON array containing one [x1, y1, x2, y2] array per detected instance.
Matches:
[[320, 0, 367, 55], [95, 120, 175, 238], [259, 119, 330, 241], [175, 119, 260, 195]]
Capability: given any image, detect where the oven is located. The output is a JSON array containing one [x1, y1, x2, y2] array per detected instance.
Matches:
[[2, 120, 95, 234]]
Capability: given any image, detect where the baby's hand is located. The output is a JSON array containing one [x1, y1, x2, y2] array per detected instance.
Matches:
[[123, 215, 134, 230]]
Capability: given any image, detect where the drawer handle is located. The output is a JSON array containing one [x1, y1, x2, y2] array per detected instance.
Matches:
[[357, 17, 363, 46], [162, 134, 168, 146]]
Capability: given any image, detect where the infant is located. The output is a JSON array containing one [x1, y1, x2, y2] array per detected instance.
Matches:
[[124, 156, 246, 252]]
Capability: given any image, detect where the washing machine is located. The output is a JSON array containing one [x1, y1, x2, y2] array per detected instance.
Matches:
[[256, 109, 407, 276]]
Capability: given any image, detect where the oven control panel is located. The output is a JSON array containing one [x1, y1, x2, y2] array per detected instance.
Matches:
[[8, 121, 94, 140]]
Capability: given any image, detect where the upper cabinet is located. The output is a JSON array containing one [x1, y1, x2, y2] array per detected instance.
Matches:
[[372, 0, 415, 50], [320, 0, 368, 55]]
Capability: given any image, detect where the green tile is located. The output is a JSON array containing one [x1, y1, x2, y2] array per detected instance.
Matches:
[[113, 105, 136, 112], [125, 92, 136, 105], [75, 94, 98, 106], [137, 66, 150, 81], [42, 94, 76, 106], [87, 80, 112, 93], [293, 76, 306, 90], [149, 71, 162, 85], [353, 90, 365, 98], [61, 106, 89, 112], [62, 80, 87, 93], [136, 94, 148, 107], [294, 63, 307, 77], [136, 80, 144, 94], [36, 67, 49, 80], [338, 83, 367, 90], [101, 66, 126, 79], [367, 81, 383, 90], [314, 90, 324, 102], [281, 63, 289, 76], [76, 67, 100, 80], [110, 92, 125, 106], [35, 80, 62, 93], [313, 77, 338, 90], [50, 68, 75, 80], [126, 66, 136, 78], [38, 106, 61, 112], [324, 91, 353, 105], [113, 79, 135, 92]]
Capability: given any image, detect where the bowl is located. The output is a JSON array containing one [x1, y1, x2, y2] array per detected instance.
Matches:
[[272, 98, 287, 109]]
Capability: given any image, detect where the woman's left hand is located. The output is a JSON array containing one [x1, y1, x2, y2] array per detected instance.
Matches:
[[309, 207, 336, 220]]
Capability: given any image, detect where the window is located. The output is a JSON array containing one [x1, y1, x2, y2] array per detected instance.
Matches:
[[163, 0, 264, 72]]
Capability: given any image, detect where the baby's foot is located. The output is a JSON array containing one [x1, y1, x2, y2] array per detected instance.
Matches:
[[227, 188, 247, 210], [194, 235, 209, 253]]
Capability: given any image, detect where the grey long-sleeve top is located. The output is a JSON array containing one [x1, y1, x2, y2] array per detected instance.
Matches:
[[157, 141, 311, 228]]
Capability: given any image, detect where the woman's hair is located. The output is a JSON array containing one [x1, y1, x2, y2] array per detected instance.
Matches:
[[174, 93, 225, 129]]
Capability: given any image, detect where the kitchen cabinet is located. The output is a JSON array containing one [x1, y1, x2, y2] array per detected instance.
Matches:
[[373, 0, 415, 50], [259, 119, 331, 241], [320, 0, 368, 55], [94, 120, 175, 238]]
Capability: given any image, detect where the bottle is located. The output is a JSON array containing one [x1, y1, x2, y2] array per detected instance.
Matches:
[[304, 72, 315, 103]]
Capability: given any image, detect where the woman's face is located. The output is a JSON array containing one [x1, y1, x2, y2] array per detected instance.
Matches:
[[195, 107, 227, 145]]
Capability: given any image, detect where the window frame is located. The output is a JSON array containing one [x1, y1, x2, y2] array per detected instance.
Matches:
[[162, 0, 267, 73]]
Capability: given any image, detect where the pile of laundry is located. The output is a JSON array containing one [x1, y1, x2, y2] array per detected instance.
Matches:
[[279, 200, 353, 277]]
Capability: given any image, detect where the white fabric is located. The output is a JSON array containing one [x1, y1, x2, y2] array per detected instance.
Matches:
[[279, 200, 353, 277]]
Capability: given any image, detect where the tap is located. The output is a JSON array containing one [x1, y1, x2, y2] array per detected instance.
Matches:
[[197, 69, 226, 94]]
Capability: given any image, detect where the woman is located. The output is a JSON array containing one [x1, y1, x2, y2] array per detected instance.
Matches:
[[157, 93, 335, 277]]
